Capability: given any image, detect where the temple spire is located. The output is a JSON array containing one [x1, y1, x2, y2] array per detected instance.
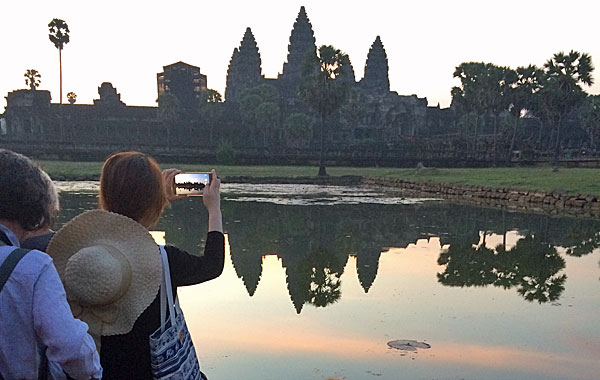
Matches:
[[278, 6, 317, 99], [361, 36, 390, 94], [225, 27, 263, 102]]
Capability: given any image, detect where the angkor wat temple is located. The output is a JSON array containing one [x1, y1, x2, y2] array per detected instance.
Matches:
[[2, 6, 565, 166]]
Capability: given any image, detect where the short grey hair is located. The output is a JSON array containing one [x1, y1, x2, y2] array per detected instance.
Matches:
[[0, 149, 54, 230], [41, 170, 60, 215]]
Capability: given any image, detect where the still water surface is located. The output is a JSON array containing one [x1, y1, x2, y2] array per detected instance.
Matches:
[[55, 182, 600, 380]]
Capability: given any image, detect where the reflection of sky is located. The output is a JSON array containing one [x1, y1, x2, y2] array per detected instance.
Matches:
[[175, 173, 210, 185], [178, 235, 600, 380]]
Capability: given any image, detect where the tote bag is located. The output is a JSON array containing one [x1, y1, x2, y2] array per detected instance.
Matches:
[[149, 246, 205, 380]]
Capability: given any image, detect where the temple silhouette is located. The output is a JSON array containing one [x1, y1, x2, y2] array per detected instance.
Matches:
[[1, 6, 460, 165]]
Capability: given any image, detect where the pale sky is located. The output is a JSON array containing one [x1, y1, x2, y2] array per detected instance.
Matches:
[[2, 0, 599, 113]]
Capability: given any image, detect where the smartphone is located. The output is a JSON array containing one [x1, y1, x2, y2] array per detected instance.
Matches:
[[174, 172, 211, 196]]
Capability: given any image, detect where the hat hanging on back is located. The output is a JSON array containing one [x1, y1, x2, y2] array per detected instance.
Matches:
[[47, 209, 162, 339]]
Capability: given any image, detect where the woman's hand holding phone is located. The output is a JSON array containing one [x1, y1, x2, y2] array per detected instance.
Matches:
[[162, 168, 186, 202]]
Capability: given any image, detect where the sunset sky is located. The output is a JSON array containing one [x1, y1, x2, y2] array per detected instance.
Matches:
[[2, 0, 599, 113]]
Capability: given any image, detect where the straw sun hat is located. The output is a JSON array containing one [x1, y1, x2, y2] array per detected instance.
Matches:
[[47, 209, 162, 340]]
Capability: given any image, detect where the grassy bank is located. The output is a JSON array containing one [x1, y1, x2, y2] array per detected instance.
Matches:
[[37, 160, 600, 196]]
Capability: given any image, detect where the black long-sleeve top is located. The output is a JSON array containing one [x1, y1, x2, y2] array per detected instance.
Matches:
[[99, 231, 225, 379]]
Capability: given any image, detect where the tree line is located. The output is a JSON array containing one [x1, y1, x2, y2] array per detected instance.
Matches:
[[451, 51, 597, 167]]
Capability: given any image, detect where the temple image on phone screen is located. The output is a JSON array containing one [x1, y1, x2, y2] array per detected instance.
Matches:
[[174, 173, 210, 196]]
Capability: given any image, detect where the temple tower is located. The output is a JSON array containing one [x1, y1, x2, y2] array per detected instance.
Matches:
[[225, 27, 263, 103], [360, 36, 390, 94], [278, 6, 317, 100]]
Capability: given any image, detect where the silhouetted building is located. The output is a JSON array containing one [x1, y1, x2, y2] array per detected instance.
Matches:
[[157, 62, 207, 108], [94, 82, 125, 108]]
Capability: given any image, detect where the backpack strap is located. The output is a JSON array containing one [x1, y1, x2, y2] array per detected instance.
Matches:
[[0, 248, 30, 293], [0, 247, 49, 380]]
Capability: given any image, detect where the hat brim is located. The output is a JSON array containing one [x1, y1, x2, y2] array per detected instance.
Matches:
[[47, 209, 161, 336]]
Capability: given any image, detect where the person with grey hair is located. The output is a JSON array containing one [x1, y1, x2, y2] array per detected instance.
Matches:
[[21, 171, 60, 252], [0, 149, 102, 380]]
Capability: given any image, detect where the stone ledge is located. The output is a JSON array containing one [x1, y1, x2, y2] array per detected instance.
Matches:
[[363, 176, 600, 219]]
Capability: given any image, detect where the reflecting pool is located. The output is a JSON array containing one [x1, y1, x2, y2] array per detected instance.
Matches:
[[54, 182, 600, 380]]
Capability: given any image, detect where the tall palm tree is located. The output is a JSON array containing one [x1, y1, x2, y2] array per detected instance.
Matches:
[[24, 69, 41, 90], [481, 63, 514, 166], [537, 51, 594, 166], [300, 45, 350, 176], [48, 18, 70, 104], [505, 65, 541, 165], [452, 62, 488, 151]]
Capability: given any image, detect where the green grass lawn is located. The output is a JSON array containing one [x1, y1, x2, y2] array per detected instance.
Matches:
[[37, 160, 600, 196]]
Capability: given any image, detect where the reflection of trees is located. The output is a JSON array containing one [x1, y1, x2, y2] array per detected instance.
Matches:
[[438, 235, 567, 303], [438, 243, 498, 287], [306, 248, 342, 308], [565, 230, 600, 257], [510, 236, 566, 303], [309, 266, 341, 307]]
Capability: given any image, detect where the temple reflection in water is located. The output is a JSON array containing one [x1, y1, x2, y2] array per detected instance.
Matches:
[[165, 198, 599, 311], [55, 191, 600, 312]]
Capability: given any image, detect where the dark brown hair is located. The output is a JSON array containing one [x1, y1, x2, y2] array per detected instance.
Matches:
[[0, 149, 53, 231], [99, 152, 167, 227]]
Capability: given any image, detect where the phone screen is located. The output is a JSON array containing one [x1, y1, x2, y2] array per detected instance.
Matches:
[[174, 173, 211, 196]]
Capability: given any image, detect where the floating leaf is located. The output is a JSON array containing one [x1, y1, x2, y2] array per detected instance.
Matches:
[[387, 340, 431, 351]]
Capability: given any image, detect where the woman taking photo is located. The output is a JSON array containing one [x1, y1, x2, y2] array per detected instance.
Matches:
[[49, 151, 224, 379]]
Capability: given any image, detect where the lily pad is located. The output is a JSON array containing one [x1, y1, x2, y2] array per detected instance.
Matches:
[[387, 340, 431, 351]]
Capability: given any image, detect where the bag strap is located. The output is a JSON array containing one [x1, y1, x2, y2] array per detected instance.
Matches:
[[0, 248, 30, 293], [159, 246, 177, 333]]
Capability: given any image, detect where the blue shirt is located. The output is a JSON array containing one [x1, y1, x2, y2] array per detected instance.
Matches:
[[0, 224, 102, 380]]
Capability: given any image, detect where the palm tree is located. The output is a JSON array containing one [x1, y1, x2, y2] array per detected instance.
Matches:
[[48, 18, 70, 104], [482, 64, 515, 166], [452, 62, 488, 151], [578, 95, 600, 149], [300, 45, 351, 176], [537, 51, 594, 166], [505, 65, 542, 165], [67, 91, 77, 104], [24, 69, 41, 90]]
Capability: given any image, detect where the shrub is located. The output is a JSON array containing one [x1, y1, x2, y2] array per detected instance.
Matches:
[[215, 140, 236, 165]]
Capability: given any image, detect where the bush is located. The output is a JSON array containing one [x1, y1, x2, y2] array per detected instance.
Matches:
[[215, 140, 236, 165]]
